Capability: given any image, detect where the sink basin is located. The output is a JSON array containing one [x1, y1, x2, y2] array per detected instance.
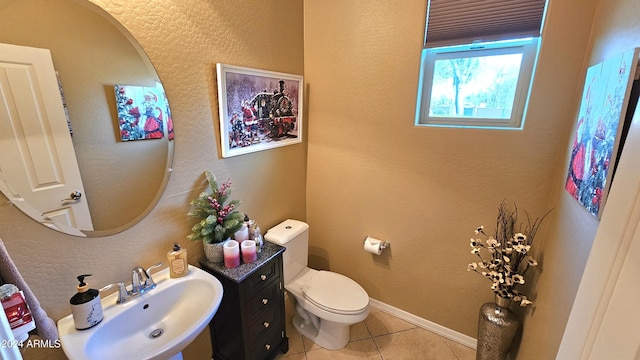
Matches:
[[57, 265, 223, 360]]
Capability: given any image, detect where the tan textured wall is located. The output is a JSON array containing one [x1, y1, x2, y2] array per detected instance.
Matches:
[[303, 0, 594, 349], [0, 0, 304, 359], [518, 0, 640, 359]]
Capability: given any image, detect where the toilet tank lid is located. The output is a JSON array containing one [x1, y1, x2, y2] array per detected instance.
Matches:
[[264, 219, 309, 244]]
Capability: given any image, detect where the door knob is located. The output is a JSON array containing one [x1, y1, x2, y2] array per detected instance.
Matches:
[[62, 191, 82, 202]]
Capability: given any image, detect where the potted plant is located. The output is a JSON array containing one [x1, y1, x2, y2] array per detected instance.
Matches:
[[467, 201, 551, 360], [187, 171, 244, 262]]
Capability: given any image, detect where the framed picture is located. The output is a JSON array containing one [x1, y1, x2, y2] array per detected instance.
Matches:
[[216, 64, 303, 158], [114, 83, 173, 141], [565, 48, 639, 218]]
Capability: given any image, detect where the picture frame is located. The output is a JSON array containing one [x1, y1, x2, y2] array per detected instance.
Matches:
[[114, 83, 173, 141], [564, 48, 639, 218], [216, 64, 303, 158]]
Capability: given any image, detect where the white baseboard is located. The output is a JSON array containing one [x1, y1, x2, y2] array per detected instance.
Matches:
[[369, 298, 477, 350]]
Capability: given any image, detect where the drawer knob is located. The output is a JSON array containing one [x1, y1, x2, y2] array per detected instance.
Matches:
[[260, 274, 267, 281], [263, 321, 270, 328], [265, 344, 271, 350], [262, 298, 269, 305]]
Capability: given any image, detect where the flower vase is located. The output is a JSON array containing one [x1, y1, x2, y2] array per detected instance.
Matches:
[[203, 241, 226, 263], [476, 295, 520, 360]]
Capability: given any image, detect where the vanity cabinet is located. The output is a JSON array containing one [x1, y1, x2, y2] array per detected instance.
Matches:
[[200, 242, 288, 360]]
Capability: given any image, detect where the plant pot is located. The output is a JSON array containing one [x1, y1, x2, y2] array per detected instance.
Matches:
[[203, 241, 225, 263]]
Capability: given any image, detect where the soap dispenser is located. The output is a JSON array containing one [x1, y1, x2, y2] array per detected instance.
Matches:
[[167, 243, 188, 278], [70, 274, 103, 330]]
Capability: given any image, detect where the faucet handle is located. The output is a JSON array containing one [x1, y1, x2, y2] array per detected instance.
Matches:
[[100, 281, 130, 304], [146, 262, 163, 276], [144, 262, 163, 288]]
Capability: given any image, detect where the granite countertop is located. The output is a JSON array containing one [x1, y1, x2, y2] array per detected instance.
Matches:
[[199, 241, 285, 283]]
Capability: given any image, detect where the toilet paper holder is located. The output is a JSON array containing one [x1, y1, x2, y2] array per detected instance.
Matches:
[[363, 236, 390, 249]]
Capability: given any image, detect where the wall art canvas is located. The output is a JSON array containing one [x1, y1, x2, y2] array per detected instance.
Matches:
[[565, 48, 639, 218], [114, 83, 173, 141], [216, 63, 303, 158]]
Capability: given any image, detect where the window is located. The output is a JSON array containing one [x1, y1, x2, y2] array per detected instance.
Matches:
[[416, 38, 538, 128], [415, 0, 547, 129]]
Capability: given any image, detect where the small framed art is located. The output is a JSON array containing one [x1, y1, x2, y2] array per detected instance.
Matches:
[[114, 83, 173, 141], [216, 64, 303, 158]]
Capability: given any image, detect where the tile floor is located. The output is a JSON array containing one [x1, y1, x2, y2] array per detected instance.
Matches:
[[276, 294, 476, 360]]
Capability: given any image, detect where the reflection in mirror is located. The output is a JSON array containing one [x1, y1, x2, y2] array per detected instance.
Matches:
[[0, 0, 174, 237]]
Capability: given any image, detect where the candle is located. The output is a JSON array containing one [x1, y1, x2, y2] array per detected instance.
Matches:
[[234, 225, 249, 241], [241, 240, 257, 263], [223, 240, 240, 268]]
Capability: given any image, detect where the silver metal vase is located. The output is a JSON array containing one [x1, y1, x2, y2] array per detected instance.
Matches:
[[476, 295, 520, 360]]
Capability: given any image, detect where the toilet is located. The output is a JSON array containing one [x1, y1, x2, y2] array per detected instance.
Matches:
[[265, 219, 370, 350]]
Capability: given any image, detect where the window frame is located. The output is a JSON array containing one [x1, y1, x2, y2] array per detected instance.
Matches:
[[415, 37, 540, 130]]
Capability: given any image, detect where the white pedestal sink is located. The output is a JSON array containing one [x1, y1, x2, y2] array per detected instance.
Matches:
[[57, 264, 223, 360]]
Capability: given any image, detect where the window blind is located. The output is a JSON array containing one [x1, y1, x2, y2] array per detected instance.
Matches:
[[425, 0, 547, 48]]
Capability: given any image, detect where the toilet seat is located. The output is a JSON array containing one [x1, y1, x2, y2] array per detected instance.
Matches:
[[301, 271, 369, 315]]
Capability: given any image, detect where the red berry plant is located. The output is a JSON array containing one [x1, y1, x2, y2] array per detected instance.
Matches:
[[187, 171, 244, 244]]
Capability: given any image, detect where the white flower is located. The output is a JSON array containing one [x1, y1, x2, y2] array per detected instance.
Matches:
[[513, 244, 531, 254], [465, 205, 549, 311], [486, 238, 500, 248], [520, 298, 533, 306], [488, 271, 501, 282]]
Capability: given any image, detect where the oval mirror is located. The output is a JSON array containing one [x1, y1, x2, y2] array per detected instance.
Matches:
[[0, 0, 174, 237]]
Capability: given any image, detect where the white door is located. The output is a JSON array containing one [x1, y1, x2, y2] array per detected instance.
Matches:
[[0, 43, 93, 232], [589, 218, 640, 359], [557, 99, 640, 358]]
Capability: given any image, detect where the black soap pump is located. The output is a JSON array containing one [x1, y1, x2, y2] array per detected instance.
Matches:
[[70, 274, 103, 330]]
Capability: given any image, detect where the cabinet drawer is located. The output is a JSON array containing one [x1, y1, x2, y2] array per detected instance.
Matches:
[[243, 259, 279, 295], [246, 280, 280, 320], [251, 324, 285, 360], [248, 307, 281, 342]]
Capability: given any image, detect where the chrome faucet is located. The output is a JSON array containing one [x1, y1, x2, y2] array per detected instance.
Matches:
[[99, 262, 163, 304], [99, 281, 130, 304], [131, 262, 162, 294]]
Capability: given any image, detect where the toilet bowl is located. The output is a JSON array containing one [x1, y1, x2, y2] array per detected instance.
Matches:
[[265, 219, 370, 350], [287, 268, 369, 350]]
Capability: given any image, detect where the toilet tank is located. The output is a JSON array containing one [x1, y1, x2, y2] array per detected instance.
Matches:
[[264, 219, 309, 285]]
